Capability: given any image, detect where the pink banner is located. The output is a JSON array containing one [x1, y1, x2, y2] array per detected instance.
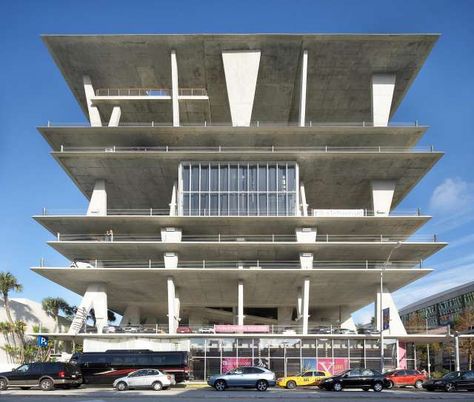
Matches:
[[221, 357, 252, 373], [398, 342, 407, 369], [317, 358, 349, 375], [214, 325, 270, 333]]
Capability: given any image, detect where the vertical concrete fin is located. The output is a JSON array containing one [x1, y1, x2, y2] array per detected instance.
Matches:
[[83, 76, 102, 127], [299, 50, 308, 127], [302, 278, 310, 335], [375, 288, 407, 335], [222, 50, 261, 127], [237, 280, 244, 326], [171, 50, 180, 127], [167, 277, 176, 334], [371, 180, 396, 216], [87, 180, 107, 216], [372, 74, 396, 127]]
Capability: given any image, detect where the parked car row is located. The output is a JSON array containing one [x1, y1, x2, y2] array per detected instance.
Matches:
[[100, 325, 216, 334]]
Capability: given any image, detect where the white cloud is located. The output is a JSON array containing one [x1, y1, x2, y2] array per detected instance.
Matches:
[[429, 177, 474, 213]]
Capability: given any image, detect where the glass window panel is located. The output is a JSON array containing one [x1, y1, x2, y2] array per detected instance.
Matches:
[[210, 166, 219, 191], [239, 194, 248, 215], [229, 165, 238, 191], [288, 194, 295, 215], [269, 194, 277, 216], [182, 165, 190, 192], [200, 194, 209, 215], [220, 194, 228, 215], [183, 194, 190, 216], [201, 165, 209, 192], [278, 165, 286, 191], [249, 193, 257, 216], [258, 194, 267, 215], [191, 166, 199, 191], [239, 165, 248, 192], [229, 194, 238, 215], [220, 165, 228, 191], [210, 194, 218, 216], [258, 165, 267, 191], [269, 165, 277, 191], [191, 194, 199, 215], [278, 194, 287, 216], [287, 165, 296, 191], [249, 166, 257, 191]]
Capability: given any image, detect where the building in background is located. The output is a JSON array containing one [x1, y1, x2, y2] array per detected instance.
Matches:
[[32, 34, 446, 378]]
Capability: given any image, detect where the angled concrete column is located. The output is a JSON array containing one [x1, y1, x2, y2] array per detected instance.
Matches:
[[108, 106, 121, 127], [299, 252, 314, 269], [164, 252, 178, 268], [277, 306, 294, 327], [68, 283, 107, 334], [299, 50, 308, 127], [372, 74, 396, 127], [83, 76, 102, 127], [302, 278, 310, 335], [87, 180, 107, 216], [340, 315, 357, 332], [222, 50, 261, 127], [371, 180, 396, 216], [169, 182, 177, 216], [171, 50, 180, 127], [375, 288, 407, 335], [296, 227, 317, 243], [167, 277, 177, 334], [299, 182, 308, 216], [237, 280, 244, 326], [161, 227, 182, 242], [120, 305, 141, 326]]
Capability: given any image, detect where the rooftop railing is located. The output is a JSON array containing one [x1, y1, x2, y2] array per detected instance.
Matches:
[[53, 233, 439, 243], [94, 88, 208, 97], [57, 145, 436, 153], [40, 259, 425, 270]]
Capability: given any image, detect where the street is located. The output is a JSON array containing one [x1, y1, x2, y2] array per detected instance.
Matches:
[[2, 386, 474, 401]]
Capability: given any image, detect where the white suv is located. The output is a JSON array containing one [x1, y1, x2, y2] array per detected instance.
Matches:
[[113, 369, 175, 391]]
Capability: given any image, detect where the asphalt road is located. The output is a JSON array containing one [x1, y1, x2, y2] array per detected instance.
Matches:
[[1, 386, 474, 401]]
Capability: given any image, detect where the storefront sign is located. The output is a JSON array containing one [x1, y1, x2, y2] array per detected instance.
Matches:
[[221, 357, 252, 373], [214, 325, 270, 333]]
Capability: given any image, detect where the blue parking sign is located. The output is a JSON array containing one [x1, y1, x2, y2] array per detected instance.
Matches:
[[37, 335, 49, 347]]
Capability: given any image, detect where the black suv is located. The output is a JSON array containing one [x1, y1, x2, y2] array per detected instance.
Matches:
[[0, 362, 82, 391], [319, 368, 389, 392]]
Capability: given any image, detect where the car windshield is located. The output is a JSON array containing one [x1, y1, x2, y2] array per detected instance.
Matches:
[[443, 372, 461, 380]]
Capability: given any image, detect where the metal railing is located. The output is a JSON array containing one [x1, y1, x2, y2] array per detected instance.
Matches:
[[95, 88, 208, 97], [57, 145, 436, 153], [42, 259, 424, 270], [53, 233, 439, 243]]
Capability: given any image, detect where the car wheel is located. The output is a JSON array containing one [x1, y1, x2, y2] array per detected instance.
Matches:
[[116, 381, 128, 391], [414, 380, 423, 389], [373, 382, 383, 392], [256, 380, 268, 391], [40, 378, 54, 391], [20, 387, 31, 390], [386, 380, 394, 389], [0, 378, 7, 390], [152, 381, 163, 391], [445, 382, 455, 392], [333, 382, 342, 392], [214, 379, 226, 391], [286, 380, 297, 389]]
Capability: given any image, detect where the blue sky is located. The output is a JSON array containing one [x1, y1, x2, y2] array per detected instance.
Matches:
[[0, 0, 473, 324]]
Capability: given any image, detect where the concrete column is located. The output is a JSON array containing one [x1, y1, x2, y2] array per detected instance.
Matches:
[[120, 305, 140, 326], [296, 228, 317, 243], [164, 252, 178, 268], [68, 283, 107, 334], [299, 253, 314, 269], [302, 278, 310, 335], [108, 106, 121, 127], [161, 227, 182, 242], [174, 288, 181, 328], [340, 315, 357, 332], [372, 74, 396, 127], [83, 76, 102, 127], [297, 287, 303, 319], [375, 288, 407, 335], [222, 50, 261, 127], [277, 307, 294, 327], [299, 50, 308, 127], [87, 180, 107, 216], [169, 182, 177, 216], [171, 50, 180, 127], [299, 182, 308, 216], [371, 180, 396, 216], [167, 277, 176, 334], [237, 280, 244, 326]]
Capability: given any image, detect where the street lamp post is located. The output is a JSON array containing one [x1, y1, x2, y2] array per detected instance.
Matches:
[[425, 312, 431, 377], [380, 241, 402, 373]]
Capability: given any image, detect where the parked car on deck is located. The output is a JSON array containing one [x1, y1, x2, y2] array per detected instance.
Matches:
[[422, 370, 474, 392], [384, 369, 426, 389], [207, 366, 276, 391], [113, 369, 175, 391], [277, 370, 331, 389], [319, 368, 389, 392], [0, 362, 82, 391], [177, 326, 193, 333]]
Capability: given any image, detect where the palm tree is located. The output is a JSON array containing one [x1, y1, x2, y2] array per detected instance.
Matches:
[[41, 297, 71, 332], [0, 272, 23, 324]]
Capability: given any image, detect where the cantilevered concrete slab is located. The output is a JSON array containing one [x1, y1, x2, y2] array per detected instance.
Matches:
[[39, 125, 427, 151], [32, 267, 431, 314], [48, 240, 446, 261], [42, 34, 438, 124], [52, 150, 443, 210], [34, 215, 430, 236]]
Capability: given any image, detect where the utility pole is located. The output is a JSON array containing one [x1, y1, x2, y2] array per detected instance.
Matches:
[[425, 312, 431, 377]]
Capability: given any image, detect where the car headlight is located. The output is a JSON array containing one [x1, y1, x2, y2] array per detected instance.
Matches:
[[325, 378, 334, 382]]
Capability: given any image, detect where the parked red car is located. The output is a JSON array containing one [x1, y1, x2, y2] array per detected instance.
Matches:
[[176, 326, 193, 334], [384, 369, 427, 389]]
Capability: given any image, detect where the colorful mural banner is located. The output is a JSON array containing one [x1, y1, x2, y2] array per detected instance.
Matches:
[[398, 341, 407, 369], [302, 358, 349, 375]]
